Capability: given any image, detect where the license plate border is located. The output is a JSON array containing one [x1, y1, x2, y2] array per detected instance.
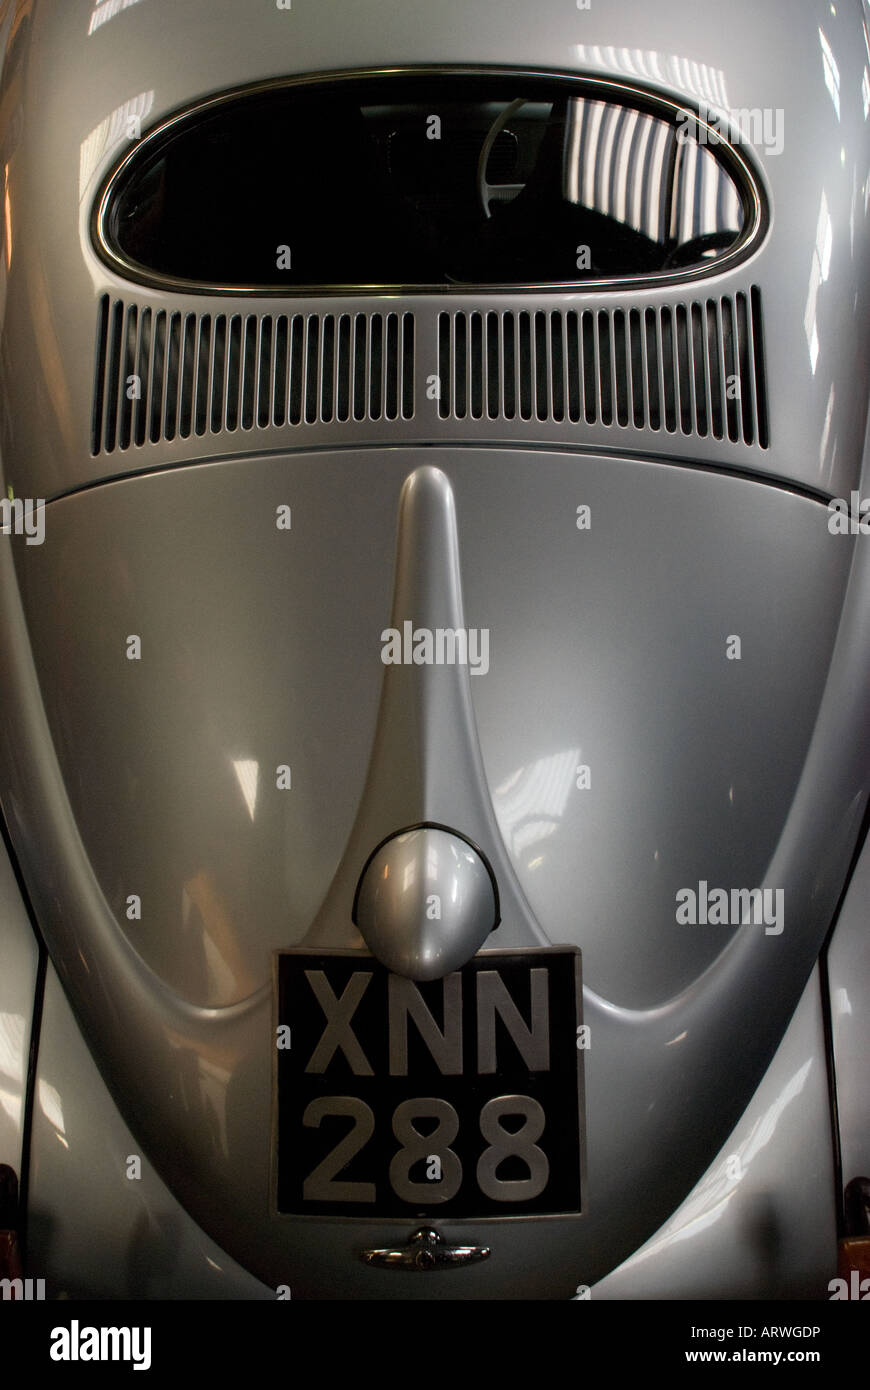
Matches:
[[270, 944, 586, 1224]]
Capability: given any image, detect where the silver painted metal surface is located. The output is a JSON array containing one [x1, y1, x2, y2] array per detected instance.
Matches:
[[308, 462, 537, 979], [360, 1227, 491, 1271], [591, 970, 836, 1300], [1, 0, 869, 1299], [354, 825, 498, 980], [1, 441, 867, 1297], [0, 1, 868, 499], [827, 823, 870, 1189], [25, 963, 274, 1300], [9, 451, 848, 1008], [0, 831, 37, 1178]]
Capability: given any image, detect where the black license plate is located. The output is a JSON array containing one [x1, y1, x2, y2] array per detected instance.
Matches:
[[274, 947, 584, 1218]]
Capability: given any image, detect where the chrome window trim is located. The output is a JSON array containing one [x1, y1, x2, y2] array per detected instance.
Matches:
[[91, 65, 768, 298]]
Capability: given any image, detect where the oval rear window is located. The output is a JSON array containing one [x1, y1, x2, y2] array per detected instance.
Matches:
[[94, 72, 763, 293]]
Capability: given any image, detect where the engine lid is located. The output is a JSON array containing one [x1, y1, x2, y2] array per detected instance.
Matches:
[[3, 444, 862, 1296]]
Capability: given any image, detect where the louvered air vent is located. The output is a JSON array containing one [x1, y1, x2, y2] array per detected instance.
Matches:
[[437, 291, 769, 447], [91, 300, 416, 454]]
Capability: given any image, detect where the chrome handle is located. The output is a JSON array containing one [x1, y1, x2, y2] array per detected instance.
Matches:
[[360, 1226, 491, 1271]]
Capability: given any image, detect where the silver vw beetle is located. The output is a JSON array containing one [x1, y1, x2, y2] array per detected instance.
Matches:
[[0, 0, 868, 1302]]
